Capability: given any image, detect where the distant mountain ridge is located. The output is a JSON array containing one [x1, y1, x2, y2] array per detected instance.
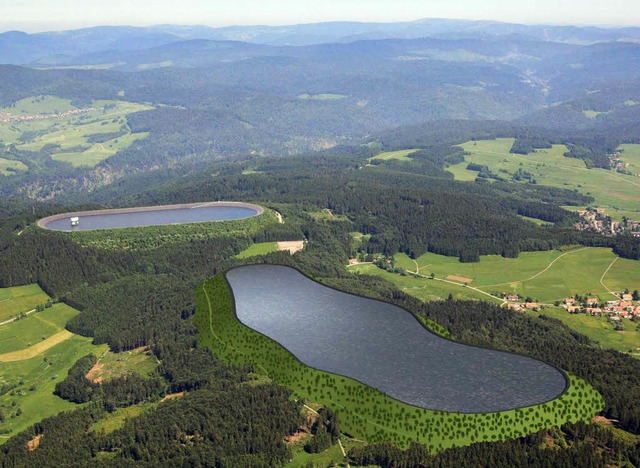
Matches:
[[1, 18, 640, 65]]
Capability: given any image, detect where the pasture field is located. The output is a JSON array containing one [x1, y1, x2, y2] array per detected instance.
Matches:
[[0, 96, 153, 168], [370, 149, 420, 162], [446, 138, 640, 220], [235, 242, 279, 259], [0, 284, 50, 322], [286, 438, 349, 467], [349, 263, 502, 304], [530, 308, 640, 357], [86, 347, 157, 383], [196, 273, 602, 452], [391, 247, 639, 303], [619, 144, 640, 176], [0, 304, 79, 354], [0, 337, 108, 442]]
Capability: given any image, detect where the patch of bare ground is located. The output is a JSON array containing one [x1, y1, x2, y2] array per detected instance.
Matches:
[[277, 241, 305, 254], [27, 434, 43, 451], [86, 363, 105, 383], [447, 275, 474, 284], [285, 426, 310, 444], [594, 415, 618, 425], [162, 391, 186, 402]]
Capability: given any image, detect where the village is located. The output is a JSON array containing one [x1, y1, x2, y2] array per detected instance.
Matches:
[[506, 290, 640, 324], [574, 207, 640, 237], [0, 107, 95, 124]]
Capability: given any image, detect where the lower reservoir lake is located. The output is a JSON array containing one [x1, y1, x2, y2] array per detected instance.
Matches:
[[226, 265, 568, 413], [39, 202, 262, 231]]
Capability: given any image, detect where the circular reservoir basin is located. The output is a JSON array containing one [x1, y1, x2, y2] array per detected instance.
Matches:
[[226, 264, 568, 413], [38, 202, 263, 231]]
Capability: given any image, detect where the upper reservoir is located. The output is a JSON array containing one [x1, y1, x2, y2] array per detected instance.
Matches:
[[38, 202, 262, 232], [226, 265, 568, 413]]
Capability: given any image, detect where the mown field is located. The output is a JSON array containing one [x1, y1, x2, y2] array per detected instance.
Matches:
[[0, 303, 78, 354], [195, 273, 603, 452], [349, 263, 502, 304], [388, 247, 638, 303], [0, 95, 152, 168], [0, 284, 50, 323], [86, 347, 157, 383], [235, 242, 279, 259], [446, 138, 640, 221]]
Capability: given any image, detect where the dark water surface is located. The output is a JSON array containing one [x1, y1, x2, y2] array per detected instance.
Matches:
[[43, 205, 259, 231], [226, 265, 567, 413]]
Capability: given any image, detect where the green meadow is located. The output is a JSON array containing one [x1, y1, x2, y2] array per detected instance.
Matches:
[[370, 149, 421, 162], [235, 242, 279, 259], [388, 248, 639, 303], [0, 284, 50, 322], [0, 96, 152, 168], [195, 273, 603, 452], [446, 138, 640, 221]]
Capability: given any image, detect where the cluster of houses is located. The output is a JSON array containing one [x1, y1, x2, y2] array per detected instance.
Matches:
[[0, 107, 94, 124], [562, 293, 640, 320], [609, 150, 630, 173], [574, 207, 640, 237], [504, 295, 542, 312]]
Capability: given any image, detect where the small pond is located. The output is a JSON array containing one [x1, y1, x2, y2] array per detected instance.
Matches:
[[226, 264, 567, 413]]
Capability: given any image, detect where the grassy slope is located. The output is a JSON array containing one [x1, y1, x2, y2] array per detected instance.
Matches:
[[446, 138, 640, 221], [195, 273, 603, 452], [0, 158, 28, 176], [0, 304, 79, 354], [0, 285, 50, 322], [235, 242, 279, 259]]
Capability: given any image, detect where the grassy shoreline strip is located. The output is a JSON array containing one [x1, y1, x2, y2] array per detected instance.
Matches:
[[195, 272, 604, 452]]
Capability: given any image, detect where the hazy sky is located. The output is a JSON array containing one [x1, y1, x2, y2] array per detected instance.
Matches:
[[1, 0, 638, 32]]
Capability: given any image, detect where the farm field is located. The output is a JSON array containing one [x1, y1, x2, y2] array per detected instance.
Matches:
[[446, 138, 640, 220], [0, 96, 153, 168], [390, 247, 639, 303], [85, 347, 157, 383], [196, 273, 602, 452], [370, 149, 421, 162], [0, 284, 50, 323], [0, 303, 79, 354], [530, 308, 640, 357]]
